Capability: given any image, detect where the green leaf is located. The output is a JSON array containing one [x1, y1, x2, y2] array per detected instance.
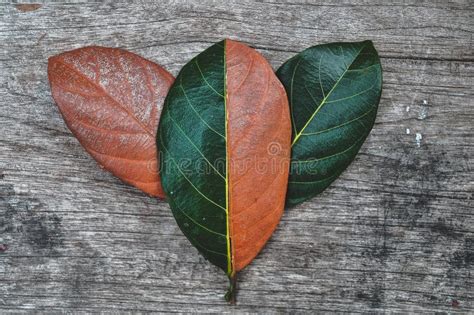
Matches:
[[158, 40, 230, 272], [277, 41, 382, 207]]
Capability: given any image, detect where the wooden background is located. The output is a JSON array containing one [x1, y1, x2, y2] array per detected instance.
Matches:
[[1, 1, 473, 313]]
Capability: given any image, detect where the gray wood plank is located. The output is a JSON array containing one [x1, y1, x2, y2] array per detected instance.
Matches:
[[0, 0, 473, 313]]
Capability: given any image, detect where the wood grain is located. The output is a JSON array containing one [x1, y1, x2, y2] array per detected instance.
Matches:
[[0, 0, 472, 313]]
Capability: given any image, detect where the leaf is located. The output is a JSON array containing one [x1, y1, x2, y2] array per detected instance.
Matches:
[[276, 41, 382, 207], [157, 40, 290, 288], [48, 46, 174, 197]]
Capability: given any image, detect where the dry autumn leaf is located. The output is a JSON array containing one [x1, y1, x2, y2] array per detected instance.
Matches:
[[157, 39, 291, 301], [48, 46, 174, 197]]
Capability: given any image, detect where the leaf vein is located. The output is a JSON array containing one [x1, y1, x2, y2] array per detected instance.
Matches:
[[325, 83, 376, 104], [291, 134, 366, 164], [159, 137, 226, 212], [301, 105, 376, 136], [179, 80, 225, 139], [347, 63, 380, 73], [194, 59, 224, 98], [174, 204, 226, 237], [288, 172, 340, 185], [167, 113, 226, 180], [289, 57, 302, 135]]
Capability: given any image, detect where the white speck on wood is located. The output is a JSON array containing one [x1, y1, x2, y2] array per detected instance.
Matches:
[[418, 106, 428, 120], [415, 133, 423, 147]]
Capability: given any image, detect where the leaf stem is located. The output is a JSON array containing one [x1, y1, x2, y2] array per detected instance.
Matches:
[[224, 273, 237, 304]]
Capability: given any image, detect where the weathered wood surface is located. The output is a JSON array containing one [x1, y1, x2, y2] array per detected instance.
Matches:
[[1, 1, 473, 313]]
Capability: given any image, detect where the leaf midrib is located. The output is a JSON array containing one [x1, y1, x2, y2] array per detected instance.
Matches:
[[223, 40, 232, 276]]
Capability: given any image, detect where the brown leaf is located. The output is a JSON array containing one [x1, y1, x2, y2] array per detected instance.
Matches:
[[48, 46, 174, 197], [15, 4, 42, 12], [226, 40, 291, 272]]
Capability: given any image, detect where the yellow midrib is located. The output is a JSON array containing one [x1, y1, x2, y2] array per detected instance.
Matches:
[[223, 39, 232, 276]]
